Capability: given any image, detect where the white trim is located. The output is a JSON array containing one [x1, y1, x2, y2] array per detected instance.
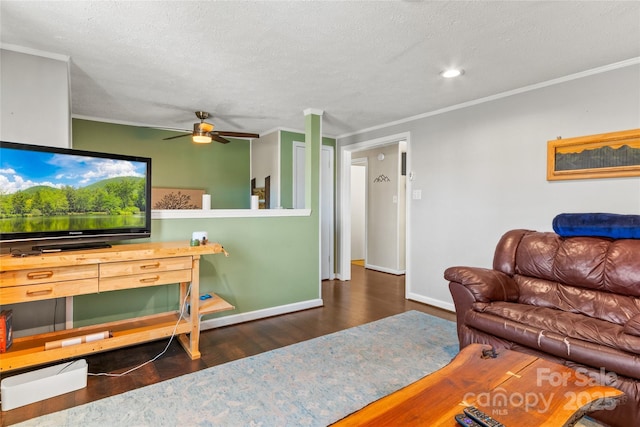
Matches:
[[152, 209, 311, 219], [292, 141, 306, 209], [406, 292, 455, 313], [73, 114, 189, 132], [317, 115, 324, 290], [364, 264, 405, 276], [263, 126, 338, 140], [262, 126, 306, 137], [303, 108, 324, 117], [1, 43, 70, 62], [276, 129, 281, 208], [337, 57, 640, 139], [73, 114, 261, 139], [323, 145, 335, 281], [200, 299, 324, 330]]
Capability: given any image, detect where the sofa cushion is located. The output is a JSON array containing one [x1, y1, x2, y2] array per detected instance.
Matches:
[[464, 307, 640, 380], [510, 231, 640, 297], [624, 314, 640, 337], [472, 301, 640, 355], [516, 275, 640, 326]]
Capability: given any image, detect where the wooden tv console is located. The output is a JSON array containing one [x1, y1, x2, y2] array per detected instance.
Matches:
[[0, 241, 234, 372]]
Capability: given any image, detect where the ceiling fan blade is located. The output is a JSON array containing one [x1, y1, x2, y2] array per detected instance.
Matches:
[[163, 133, 191, 140], [212, 134, 230, 144], [216, 131, 260, 138]]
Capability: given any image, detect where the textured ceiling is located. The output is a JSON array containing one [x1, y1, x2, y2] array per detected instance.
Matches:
[[1, 1, 639, 138]]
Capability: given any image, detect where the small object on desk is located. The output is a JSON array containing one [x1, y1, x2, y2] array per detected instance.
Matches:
[[463, 406, 505, 427], [199, 294, 212, 300], [10, 249, 41, 257], [0, 309, 13, 353], [481, 347, 498, 359], [455, 414, 483, 427], [201, 193, 211, 210]]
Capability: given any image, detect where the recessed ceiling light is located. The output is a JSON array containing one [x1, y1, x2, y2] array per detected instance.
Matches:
[[441, 69, 464, 78]]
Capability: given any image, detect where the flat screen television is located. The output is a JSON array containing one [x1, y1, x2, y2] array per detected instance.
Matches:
[[0, 141, 151, 252]]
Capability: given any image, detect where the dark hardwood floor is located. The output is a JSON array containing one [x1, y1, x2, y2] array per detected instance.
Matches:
[[1, 265, 455, 426]]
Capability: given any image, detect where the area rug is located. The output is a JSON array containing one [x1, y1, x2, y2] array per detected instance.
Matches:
[[15, 311, 458, 426]]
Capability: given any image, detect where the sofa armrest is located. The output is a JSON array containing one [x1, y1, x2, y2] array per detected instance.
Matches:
[[444, 266, 519, 303]]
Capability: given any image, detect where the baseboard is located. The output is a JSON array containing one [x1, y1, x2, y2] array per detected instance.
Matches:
[[406, 292, 455, 312], [364, 264, 406, 275], [200, 299, 324, 330]]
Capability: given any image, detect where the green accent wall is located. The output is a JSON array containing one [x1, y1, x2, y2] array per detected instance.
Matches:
[[279, 130, 335, 209], [71, 119, 320, 327], [73, 119, 251, 209], [74, 215, 319, 325]]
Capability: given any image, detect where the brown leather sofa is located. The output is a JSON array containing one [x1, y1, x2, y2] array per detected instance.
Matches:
[[445, 229, 640, 427]]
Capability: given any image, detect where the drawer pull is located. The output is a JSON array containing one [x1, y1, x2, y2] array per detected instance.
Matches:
[[140, 262, 161, 270], [26, 271, 54, 280], [140, 276, 160, 283], [26, 288, 53, 296]]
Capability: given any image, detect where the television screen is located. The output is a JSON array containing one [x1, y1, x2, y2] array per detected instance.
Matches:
[[0, 141, 151, 250]]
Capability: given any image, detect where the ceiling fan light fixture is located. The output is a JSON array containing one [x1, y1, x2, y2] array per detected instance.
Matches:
[[192, 130, 212, 144]]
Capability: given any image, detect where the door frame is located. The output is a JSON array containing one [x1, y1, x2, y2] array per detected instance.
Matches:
[[293, 141, 335, 279], [338, 132, 411, 284], [350, 157, 368, 267]]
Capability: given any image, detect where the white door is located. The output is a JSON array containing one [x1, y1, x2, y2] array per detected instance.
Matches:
[[293, 142, 334, 280]]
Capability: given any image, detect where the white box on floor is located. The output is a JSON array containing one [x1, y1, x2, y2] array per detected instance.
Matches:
[[1, 359, 87, 411]]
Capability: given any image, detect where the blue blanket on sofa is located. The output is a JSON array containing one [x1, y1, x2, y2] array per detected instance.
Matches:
[[552, 213, 640, 239]]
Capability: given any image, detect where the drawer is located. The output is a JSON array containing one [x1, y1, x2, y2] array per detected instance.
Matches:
[[0, 265, 98, 288], [99, 257, 193, 278], [0, 278, 98, 304], [99, 269, 192, 291]]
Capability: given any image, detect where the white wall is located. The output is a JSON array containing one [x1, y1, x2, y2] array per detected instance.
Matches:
[[1, 47, 71, 335], [1, 48, 70, 147], [338, 63, 640, 311], [251, 131, 279, 208]]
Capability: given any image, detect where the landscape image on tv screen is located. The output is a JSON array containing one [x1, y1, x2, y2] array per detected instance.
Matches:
[[0, 145, 148, 237]]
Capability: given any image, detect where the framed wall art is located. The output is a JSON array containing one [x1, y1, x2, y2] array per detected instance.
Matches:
[[547, 128, 640, 181]]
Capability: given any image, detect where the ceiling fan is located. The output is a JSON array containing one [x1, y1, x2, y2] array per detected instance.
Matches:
[[163, 111, 259, 144]]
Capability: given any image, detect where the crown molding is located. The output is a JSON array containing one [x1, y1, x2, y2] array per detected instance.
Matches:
[[338, 57, 640, 139], [1, 43, 70, 62]]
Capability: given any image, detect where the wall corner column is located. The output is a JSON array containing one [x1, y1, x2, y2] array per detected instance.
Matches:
[[303, 108, 324, 290]]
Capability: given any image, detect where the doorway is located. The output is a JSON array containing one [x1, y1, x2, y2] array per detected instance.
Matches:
[[338, 132, 410, 283], [350, 158, 367, 266]]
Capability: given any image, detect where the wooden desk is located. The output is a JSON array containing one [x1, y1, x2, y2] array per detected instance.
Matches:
[[0, 241, 234, 372], [333, 343, 624, 427]]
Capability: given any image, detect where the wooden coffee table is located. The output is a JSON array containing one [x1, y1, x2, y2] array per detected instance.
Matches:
[[333, 343, 624, 426]]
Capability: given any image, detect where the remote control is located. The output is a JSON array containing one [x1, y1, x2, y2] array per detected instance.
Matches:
[[463, 406, 505, 427], [455, 413, 484, 427]]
